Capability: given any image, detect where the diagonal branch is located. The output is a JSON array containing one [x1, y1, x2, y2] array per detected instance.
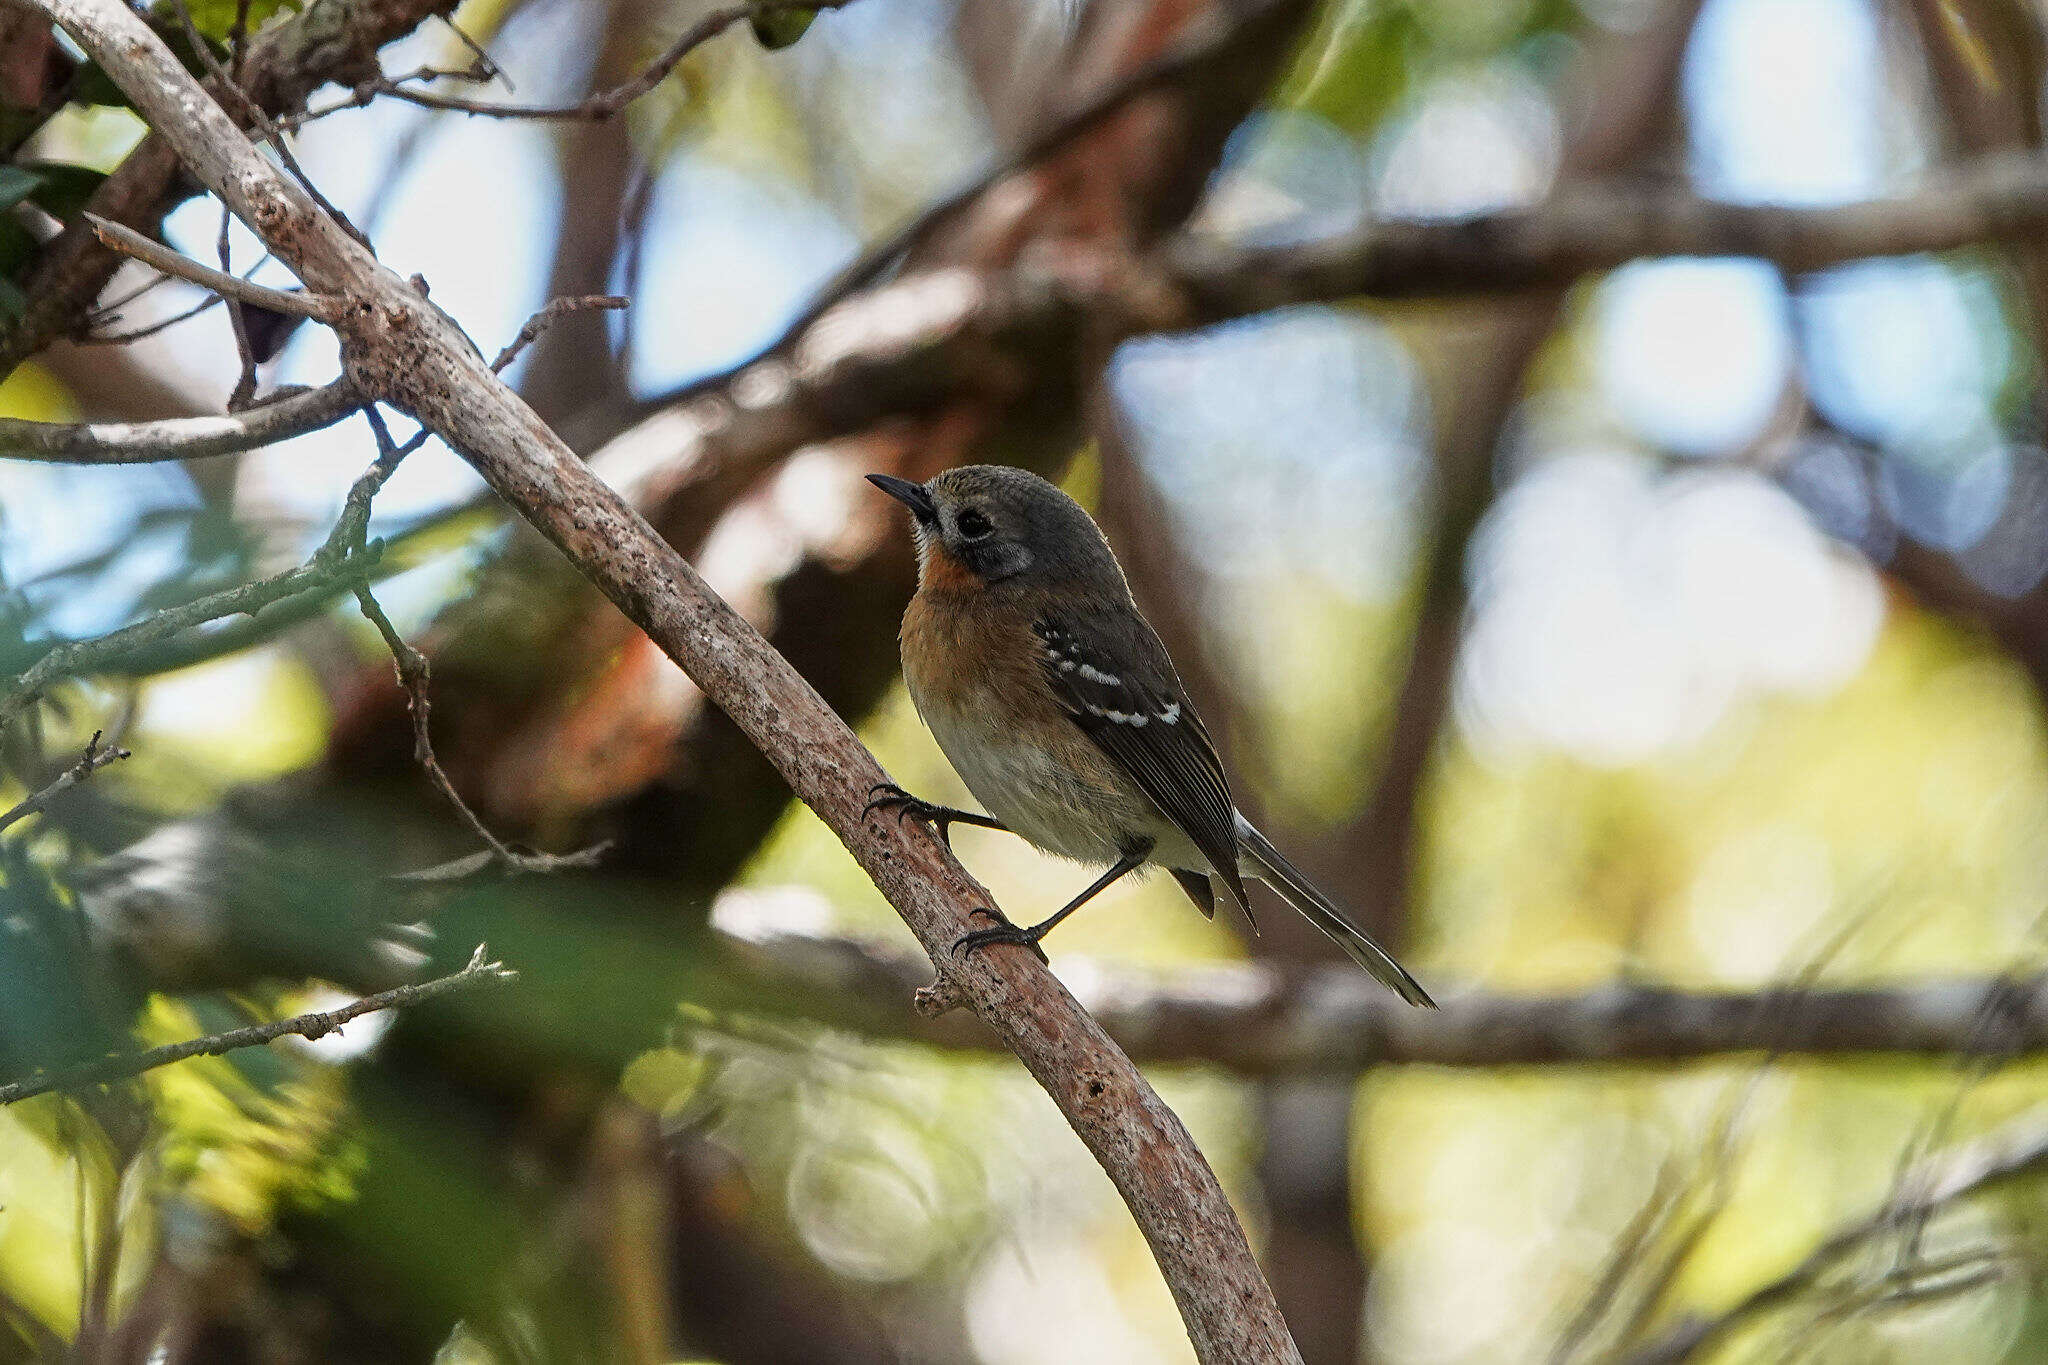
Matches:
[[0, 0, 458, 382], [85, 213, 338, 320], [0, 730, 129, 835], [36, 1, 1303, 1357], [0, 944, 516, 1104]]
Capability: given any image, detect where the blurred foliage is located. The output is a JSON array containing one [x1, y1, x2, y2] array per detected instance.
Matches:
[[8, 0, 2048, 1360]]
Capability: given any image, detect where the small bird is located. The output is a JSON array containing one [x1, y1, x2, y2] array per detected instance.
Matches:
[[867, 464, 1435, 1008]]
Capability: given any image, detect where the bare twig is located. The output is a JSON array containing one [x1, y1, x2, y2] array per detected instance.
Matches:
[[0, 945, 516, 1104], [84, 215, 338, 321], [769, 0, 1314, 350], [348, 0, 860, 122], [0, 379, 359, 463], [1625, 1105, 2048, 1364], [81, 291, 224, 344], [352, 578, 609, 875], [218, 203, 260, 408], [0, 0, 454, 384], [2, 542, 379, 729], [489, 293, 628, 372], [0, 730, 129, 835]]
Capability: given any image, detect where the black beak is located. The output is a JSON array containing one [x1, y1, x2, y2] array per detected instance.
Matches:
[[867, 473, 936, 523]]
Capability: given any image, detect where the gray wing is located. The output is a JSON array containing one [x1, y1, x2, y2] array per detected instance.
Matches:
[[1033, 609, 1250, 913]]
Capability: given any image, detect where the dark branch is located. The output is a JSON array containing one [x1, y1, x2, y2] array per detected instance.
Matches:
[[0, 730, 129, 835], [713, 912, 2048, 1072]]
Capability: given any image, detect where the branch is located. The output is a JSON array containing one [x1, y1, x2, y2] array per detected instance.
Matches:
[[0, 0, 457, 380], [0, 379, 359, 464], [85, 214, 339, 320], [0, 730, 129, 835], [41, 1, 1301, 1357], [0, 944, 516, 1104], [352, 576, 609, 876], [327, 0, 861, 122], [710, 911, 2048, 1071], [3, 543, 378, 726], [1, 417, 405, 725], [1169, 150, 2048, 313], [1625, 1104, 2048, 1363]]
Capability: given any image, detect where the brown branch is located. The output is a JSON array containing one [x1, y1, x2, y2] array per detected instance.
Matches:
[[1625, 1103, 2048, 1364], [0, 380, 359, 464], [0, 730, 129, 835], [43, 2, 1301, 1357], [0, 944, 515, 1104], [711, 914, 2048, 1068], [1169, 148, 2048, 314]]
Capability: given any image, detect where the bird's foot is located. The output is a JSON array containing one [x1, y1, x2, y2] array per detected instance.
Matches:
[[864, 783, 972, 847], [952, 907, 1050, 965]]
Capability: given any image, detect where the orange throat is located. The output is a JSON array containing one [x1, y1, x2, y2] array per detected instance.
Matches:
[[918, 542, 979, 592]]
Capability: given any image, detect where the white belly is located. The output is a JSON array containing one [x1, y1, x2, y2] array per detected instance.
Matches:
[[913, 684, 1212, 873]]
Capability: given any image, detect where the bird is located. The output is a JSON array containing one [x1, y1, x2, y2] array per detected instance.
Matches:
[[866, 464, 1435, 1008]]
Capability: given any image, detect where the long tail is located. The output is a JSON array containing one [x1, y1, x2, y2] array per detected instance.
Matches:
[[1235, 816, 1437, 1008]]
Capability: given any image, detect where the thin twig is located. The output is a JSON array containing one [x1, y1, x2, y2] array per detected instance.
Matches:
[[353, 578, 611, 876], [774, 0, 1304, 346], [0, 945, 516, 1104], [168, 0, 374, 249], [1625, 1105, 2048, 1364], [355, 0, 857, 121], [436, 12, 506, 86], [80, 291, 224, 345], [0, 730, 129, 835], [489, 293, 628, 372], [0, 404, 407, 728], [218, 203, 260, 408], [84, 215, 337, 321]]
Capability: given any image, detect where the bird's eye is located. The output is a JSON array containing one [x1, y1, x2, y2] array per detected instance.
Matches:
[[955, 508, 993, 540]]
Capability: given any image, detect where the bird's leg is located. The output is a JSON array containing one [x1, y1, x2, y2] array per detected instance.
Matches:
[[864, 783, 1009, 849], [954, 844, 1151, 961]]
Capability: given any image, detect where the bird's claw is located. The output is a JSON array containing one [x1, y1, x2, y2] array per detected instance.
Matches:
[[865, 783, 959, 846], [864, 782, 935, 824], [952, 907, 1049, 965]]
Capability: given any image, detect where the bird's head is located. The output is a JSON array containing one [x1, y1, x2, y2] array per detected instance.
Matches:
[[867, 464, 1122, 593]]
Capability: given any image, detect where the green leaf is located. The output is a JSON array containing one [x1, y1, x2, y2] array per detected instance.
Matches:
[[149, 0, 301, 45], [19, 163, 107, 221], [750, 8, 818, 49], [0, 167, 42, 216]]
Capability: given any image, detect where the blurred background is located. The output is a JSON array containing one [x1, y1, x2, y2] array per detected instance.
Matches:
[[8, 0, 2048, 1359]]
